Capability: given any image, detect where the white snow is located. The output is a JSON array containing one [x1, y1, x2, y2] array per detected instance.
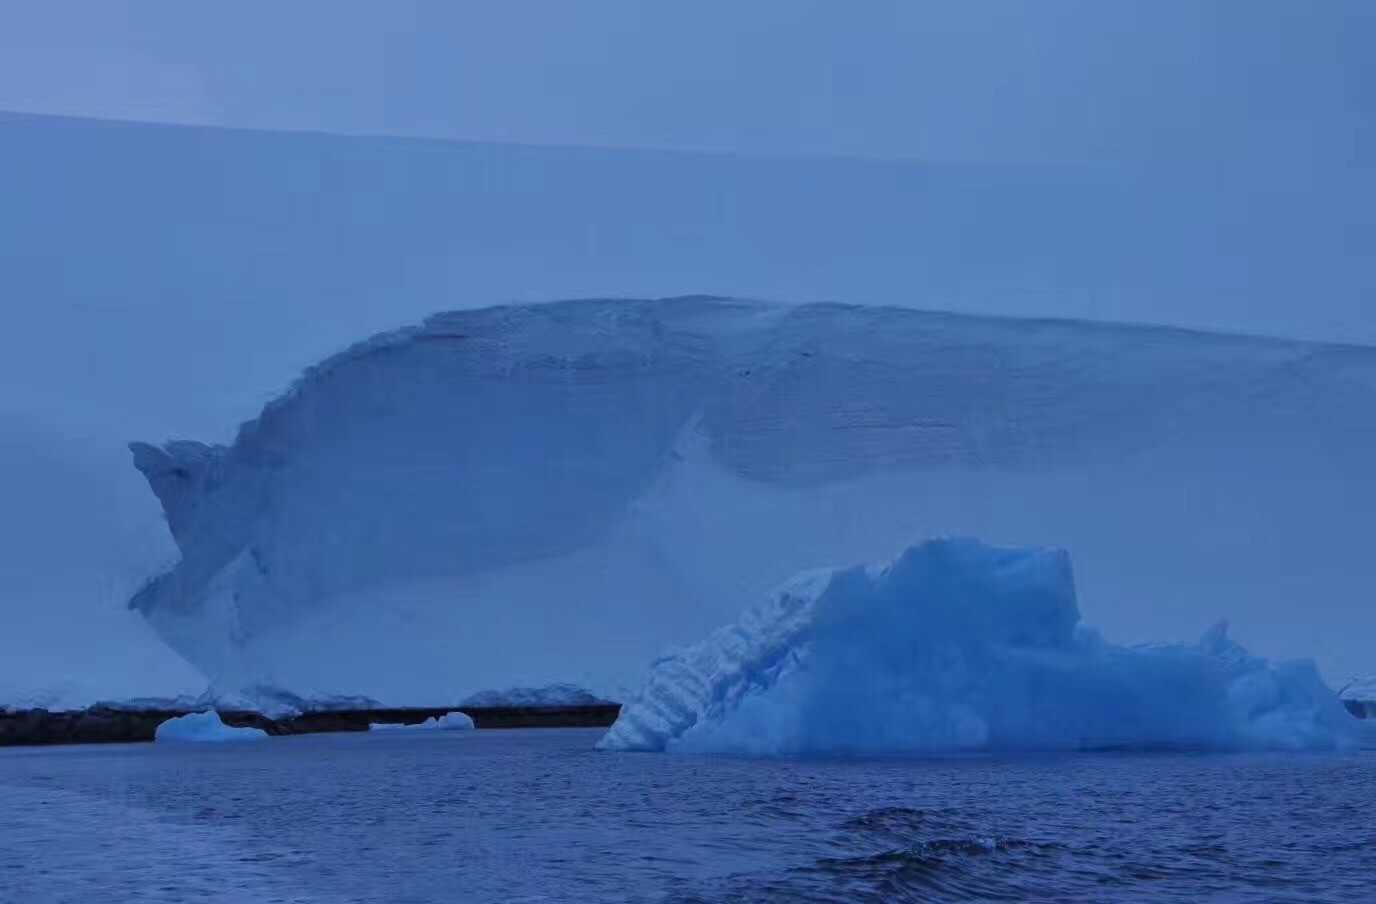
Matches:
[[599, 539, 1358, 755], [154, 711, 268, 743], [368, 712, 474, 732], [125, 298, 1376, 701]]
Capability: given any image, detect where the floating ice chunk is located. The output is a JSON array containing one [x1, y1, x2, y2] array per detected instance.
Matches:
[[154, 711, 268, 743], [369, 711, 475, 732], [432, 712, 475, 730], [599, 539, 1358, 755]]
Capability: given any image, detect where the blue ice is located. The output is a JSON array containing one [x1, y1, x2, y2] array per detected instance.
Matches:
[[600, 539, 1357, 755]]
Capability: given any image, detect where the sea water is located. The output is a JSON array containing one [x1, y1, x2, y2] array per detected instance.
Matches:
[[1, 729, 1370, 903]]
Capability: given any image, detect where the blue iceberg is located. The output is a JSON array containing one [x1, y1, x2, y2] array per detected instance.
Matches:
[[155, 711, 268, 744], [599, 539, 1357, 755]]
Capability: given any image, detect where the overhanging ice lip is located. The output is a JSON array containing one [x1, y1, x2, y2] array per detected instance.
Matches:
[[124, 297, 1376, 701]]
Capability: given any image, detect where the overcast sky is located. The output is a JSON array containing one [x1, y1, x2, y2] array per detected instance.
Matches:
[[2, 1, 1373, 170]]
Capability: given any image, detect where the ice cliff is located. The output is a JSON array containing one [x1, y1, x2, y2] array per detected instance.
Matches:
[[127, 298, 1376, 700], [599, 539, 1358, 754]]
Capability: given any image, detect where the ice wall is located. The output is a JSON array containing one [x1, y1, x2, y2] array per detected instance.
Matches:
[[127, 298, 1376, 700], [599, 539, 1358, 755]]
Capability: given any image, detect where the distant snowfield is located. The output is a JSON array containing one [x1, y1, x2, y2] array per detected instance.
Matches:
[[126, 298, 1376, 701]]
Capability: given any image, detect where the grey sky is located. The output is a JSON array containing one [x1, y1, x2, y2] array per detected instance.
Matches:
[[2, 1, 1372, 170]]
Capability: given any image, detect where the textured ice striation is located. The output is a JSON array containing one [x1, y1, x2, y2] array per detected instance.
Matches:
[[369, 711, 475, 732], [599, 539, 1357, 755], [154, 711, 268, 743]]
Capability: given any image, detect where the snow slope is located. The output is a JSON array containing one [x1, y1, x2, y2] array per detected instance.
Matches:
[[128, 298, 1376, 700], [599, 539, 1356, 754]]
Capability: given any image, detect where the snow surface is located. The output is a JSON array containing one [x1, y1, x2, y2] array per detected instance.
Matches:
[[369, 712, 474, 732], [127, 297, 1376, 700], [154, 711, 268, 743], [599, 539, 1358, 755]]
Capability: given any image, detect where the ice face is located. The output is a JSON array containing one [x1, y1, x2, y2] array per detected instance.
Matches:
[[599, 539, 1358, 755], [154, 711, 268, 743]]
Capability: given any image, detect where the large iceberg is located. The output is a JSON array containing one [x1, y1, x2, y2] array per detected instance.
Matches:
[[124, 298, 1376, 701], [599, 539, 1358, 755]]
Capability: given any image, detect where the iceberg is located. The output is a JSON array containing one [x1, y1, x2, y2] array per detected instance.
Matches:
[[599, 539, 1358, 755], [154, 711, 268, 743], [369, 711, 475, 732]]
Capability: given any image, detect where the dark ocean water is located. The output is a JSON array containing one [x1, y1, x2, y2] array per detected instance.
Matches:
[[1, 729, 1371, 903]]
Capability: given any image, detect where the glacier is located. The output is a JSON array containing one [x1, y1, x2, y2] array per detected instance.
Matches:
[[599, 539, 1358, 755], [123, 297, 1376, 701], [3, 112, 1375, 706]]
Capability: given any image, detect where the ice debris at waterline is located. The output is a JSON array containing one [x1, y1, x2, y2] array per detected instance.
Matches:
[[369, 712, 475, 732], [598, 539, 1357, 755], [154, 712, 268, 743]]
